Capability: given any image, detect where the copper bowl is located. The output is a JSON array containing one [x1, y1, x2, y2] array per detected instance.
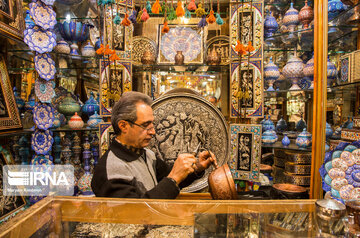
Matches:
[[208, 164, 237, 200], [271, 183, 308, 199]]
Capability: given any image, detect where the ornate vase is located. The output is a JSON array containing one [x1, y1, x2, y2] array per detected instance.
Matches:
[[303, 54, 314, 89], [58, 93, 81, 119], [298, 0, 314, 29], [283, 53, 305, 91], [326, 122, 333, 140], [264, 57, 280, 91], [141, 49, 155, 65], [68, 112, 84, 129], [174, 51, 184, 65], [327, 58, 338, 87], [328, 0, 346, 20], [296, 114, 307, 132], [55, 40, 71, 54], [206, 47, 221, 65], [81, 41, 96, 57], [91, 133, 99, 168], [25, 10, 35, 29], [276, 117, 288, 132], [78, 136, 94, 196], [53, 133, 62, 164], [296, 128, 312, 148], [262, 130, 278, 144], [264, 11, 278, 39], [283, 2, 299, 31], [87, 111, 103, 128], [82, 92, 99, 116], [282, 133, 291, 146], [263, 115, 276, 132], [70, 43, 80, 55]]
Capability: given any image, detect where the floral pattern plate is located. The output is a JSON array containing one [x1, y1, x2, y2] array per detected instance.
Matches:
[[320, 141, 360, 203], [24, 26, 56, 53], [33, 102, 55, 130], [31, 129, 54, 155], [31, 155, 53, 166], [35, 78, 56, 103], [29, 0, 57, 30], [34, 53, 56, 80]]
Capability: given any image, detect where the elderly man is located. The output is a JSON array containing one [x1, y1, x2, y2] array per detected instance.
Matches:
[[91, 91, 215, 199]]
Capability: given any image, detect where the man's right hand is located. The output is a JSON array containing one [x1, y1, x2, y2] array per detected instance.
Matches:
[[167, 153, 196, 184]]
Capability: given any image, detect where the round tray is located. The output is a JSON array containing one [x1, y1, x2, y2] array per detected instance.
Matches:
[[149, 90, 229, 192]]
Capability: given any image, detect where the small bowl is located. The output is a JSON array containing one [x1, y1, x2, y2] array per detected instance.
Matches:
[[208, 164, 237, 200], [271, 183, 308, 199], [316, 199, 346, 220]]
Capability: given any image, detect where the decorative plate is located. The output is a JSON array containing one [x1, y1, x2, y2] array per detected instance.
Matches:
[[159, 26, 202, 63], [40, 0, 56, 6], [34, 53, 56, 80], [29, 1, 57, 30], [24, 26, 57, 53], [35, 78, 56, 103], [31, 129, 54, 155], [33, 103, 55, 130], [148, 90, 229, 192], [320, 141, 360, 203], [31, 155, 53, 166], [131, 36, 157, 65]]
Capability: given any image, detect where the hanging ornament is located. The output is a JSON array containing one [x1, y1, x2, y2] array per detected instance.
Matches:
[[215, 0, 223, 25], [137, 9, 143, 22], [185, 8, 191, 18], [235, 40, 246, 56], [168, 0, 177, 20], [188, 0, 197, 11], [104, 44, 113, 55], [176, 0, 185, 17], [109, 52, 120, 61], [96, 44, 105, 55], [195, 3, 205, 17], [207, 10, 216, 23], [141, 8, 150, 21], [121, 13, 131, 26], [129, 9, 138, 24], [198, 15, 207, 28], [152, 0, 162, 14], [146, 0, 152, 13], [246, 41, 255, 52], [162, 21, 170, 33], [113, 14, 121, 25]]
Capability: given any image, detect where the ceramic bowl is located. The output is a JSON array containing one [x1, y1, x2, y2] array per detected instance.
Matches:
[[208, 164, 237, 200]]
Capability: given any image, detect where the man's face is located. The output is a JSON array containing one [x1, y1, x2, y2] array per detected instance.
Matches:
[[120, 103, 155, 148]]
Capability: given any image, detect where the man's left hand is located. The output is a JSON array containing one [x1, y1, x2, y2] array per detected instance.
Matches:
[[195, 151, 217, 172]]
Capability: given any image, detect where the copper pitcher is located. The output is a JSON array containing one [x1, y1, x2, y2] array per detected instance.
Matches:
[[206, 47, 221, 65], [208, 163, 237, 200], [141, 50, 155, 65]]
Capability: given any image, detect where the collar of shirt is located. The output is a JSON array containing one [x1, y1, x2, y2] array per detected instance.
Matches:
[[113, 138, 145, 159]]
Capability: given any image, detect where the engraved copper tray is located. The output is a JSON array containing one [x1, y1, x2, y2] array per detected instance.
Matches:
[[149, 91, 229, 192]]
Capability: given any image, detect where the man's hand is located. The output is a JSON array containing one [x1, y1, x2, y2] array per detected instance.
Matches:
[[195, 151, 217, 172], [167, 153, 196, 185]]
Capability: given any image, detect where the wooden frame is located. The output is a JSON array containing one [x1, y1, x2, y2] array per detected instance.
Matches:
[[0, 55, 22, 131], [0, 146, 26, 223], [0, 0, 24, 41], [229, 124, 262, 181], [100, 60, 132, 117]]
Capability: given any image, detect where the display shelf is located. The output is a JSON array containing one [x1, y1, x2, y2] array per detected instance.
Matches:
[[133, 64, 228, 73], [0, 127, 99, 138], [262, 141, 311, 152], [328, 1, 360, 26], [8, 50, 100, 61]]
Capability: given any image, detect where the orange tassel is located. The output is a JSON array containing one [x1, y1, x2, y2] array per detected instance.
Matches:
[[109, 52, 120, 61], [104, 44, 113, 55], [207, 10, 216, 24], [235, 40, 246, 56], [96, 44, 105, 55], [141, 8, 150, 22], [162, 21, 170, 33], [151, 0, 161, 14], [246, 41, 255, 52], [188, 0, 197, 11], [121, 13, 131, 26], [176, 1, 185, 17]]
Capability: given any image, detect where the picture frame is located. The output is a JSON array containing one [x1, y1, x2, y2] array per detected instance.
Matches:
[[0, 146, 26, 223], [157, 24, 204, 64], [229, 124, 262, 181], [230, 60, 264, 118], [99, 123, 114, 157], [0, 55, 22, 131], [104, 4, 132, 60], [100, 60, 132, 117], [229, 1, 263, 60], [84, 81, 99, 100], [0, 0, 24, 41]]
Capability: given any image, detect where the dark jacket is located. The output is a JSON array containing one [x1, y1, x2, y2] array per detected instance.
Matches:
[[91, 139, 203, 199]]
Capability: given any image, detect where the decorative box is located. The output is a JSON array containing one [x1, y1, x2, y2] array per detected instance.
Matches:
[[285, 162, 311, 175], [274, 148, 287, 159], [285, 151, 312, 165], [285, 172, 311, 186], [341, 128, 360, 141], [272, 166, 286, 184], [274, 157, 286, 168], [353, 117, 360, 129]]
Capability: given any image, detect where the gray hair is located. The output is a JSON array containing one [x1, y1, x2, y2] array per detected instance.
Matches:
[[111, 91, 153, 135]]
